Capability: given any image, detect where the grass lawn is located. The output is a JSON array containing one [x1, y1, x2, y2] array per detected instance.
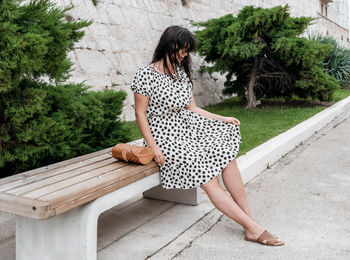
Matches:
[[125, 88, 350, 157]]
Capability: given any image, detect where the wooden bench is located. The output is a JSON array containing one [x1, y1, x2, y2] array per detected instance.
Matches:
[[0, 138, 202, 260]]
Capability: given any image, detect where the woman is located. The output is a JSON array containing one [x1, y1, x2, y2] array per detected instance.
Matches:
[[130, 25, 284, 246]]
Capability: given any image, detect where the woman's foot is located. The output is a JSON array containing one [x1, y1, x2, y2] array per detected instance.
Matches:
[[244, 225, 284, 246], [245, 230, 284, 246]]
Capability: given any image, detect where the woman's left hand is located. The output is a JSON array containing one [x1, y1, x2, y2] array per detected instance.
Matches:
[[222, 116, 240, 125]]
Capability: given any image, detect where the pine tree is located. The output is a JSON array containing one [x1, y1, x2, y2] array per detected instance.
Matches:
[[0, 0, 131, 176], [191, 5, 340, 109]]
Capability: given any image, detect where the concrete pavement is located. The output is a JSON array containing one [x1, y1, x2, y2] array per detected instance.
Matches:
[[149, 105, 350, 260], [0, 104, 349, 260]]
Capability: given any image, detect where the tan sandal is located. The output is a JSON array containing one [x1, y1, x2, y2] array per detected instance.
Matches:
[[244, 230, 284, 246]]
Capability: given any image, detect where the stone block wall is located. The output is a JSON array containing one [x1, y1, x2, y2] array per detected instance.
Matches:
[[52, 0, 349, 121], [315, 13, 350, 47]]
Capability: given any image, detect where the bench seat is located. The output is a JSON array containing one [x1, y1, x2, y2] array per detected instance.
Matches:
[[0, 145, 159, 220], [0, 139, 202, 260]]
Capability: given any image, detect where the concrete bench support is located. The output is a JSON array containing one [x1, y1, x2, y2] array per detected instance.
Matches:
[[15, 173, 201, 260], [143, 184, 202, 206]]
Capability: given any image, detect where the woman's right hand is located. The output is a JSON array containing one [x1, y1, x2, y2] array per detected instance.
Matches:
[[150, 144, 165, 165]]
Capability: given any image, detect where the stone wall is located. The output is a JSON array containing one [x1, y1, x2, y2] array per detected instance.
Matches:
[[326, 0, 349, 30], [233, 0, 350, 47], [54, 0, 349, 121], [315, 13, 350, 47]]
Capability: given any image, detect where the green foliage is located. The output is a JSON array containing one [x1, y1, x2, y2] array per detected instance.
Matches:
[[191, 5, 340, 107], [0, 0, 130, 176], [309, 34, 350, 88], [0, 0, 92, 92], [295, 66, 339, 101], [0, 79, 131, 176]]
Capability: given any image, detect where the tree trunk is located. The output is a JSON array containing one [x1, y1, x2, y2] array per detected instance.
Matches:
[[245, 56, 260, 109]]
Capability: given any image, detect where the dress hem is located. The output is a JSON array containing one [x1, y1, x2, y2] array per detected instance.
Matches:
[[159, 146, 240, 190]]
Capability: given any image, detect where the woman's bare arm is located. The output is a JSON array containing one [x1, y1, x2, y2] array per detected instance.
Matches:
[[186, 95, 240, 125], [185, 96, 226, 122], [134, 93, 165, 165], [133, 93, 158, 148]]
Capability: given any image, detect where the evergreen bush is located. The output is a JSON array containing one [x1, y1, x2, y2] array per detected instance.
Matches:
[[0, 0, 131, 177], [309, 34, 350, 88], [191, 5, 340, 109]]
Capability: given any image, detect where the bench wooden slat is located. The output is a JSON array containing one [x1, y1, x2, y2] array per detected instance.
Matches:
[[54, 167, 158, 216], [6, 158, 119, 196], [0, 139, 158, 220], [0, 162, 159, 220], [0, 192, 54, 220], [20, 161, 128, 198], [0, 147, 114, 186], [35, 162, 158, 209], [0, 153, 113, 192]]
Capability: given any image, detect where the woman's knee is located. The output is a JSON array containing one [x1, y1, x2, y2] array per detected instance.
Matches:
[[222, 158, 239, 175], [200, 176, 221, 192]]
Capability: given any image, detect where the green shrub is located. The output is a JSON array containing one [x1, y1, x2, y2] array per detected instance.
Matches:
[[191, 5, 340, 109], [0, 79, 132, 176], [0, 0, 92, 91], [309, 35, 350, 88], [0, 0, 131, 176]]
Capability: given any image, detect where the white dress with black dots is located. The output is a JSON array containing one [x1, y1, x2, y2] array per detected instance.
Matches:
[[130, 64, 242, 190]]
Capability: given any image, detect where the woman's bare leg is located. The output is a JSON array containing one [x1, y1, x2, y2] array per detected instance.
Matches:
[[200, 176, 265, 240], [222, 158, 252, 218], [215, 158, 283, 244]]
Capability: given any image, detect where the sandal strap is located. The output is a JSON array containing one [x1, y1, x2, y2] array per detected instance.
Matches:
[[256, 230, 281, 245]]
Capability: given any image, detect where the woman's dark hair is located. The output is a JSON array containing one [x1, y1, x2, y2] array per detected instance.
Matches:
[[150, 25, 196, 84]]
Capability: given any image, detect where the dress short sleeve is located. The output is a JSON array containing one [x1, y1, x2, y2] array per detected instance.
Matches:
[[130, 68, 153, 97]]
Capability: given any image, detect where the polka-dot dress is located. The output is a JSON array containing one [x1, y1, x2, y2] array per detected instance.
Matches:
[[130, 64, 242, 190]]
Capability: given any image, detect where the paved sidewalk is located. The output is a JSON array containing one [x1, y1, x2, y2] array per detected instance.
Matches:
[[1, 106, 349, 260], [150, 107, 350, 260]]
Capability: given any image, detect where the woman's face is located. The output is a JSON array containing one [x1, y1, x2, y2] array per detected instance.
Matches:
[[176, 47, 188, 62]]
